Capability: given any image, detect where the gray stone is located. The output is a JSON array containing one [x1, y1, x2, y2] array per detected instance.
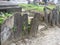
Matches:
[[1, 15, 14, 44], [14, 13, 22, 38]]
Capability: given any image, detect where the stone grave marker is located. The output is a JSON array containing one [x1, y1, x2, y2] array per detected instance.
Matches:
[[1, 15, 14, 45], [22, 14, 28, 36], [59, 12, 60, 24], [44, 7, 49, 24], [48, 11, 53, 26], [0, 1, 22, 45], [30, 13, 40, 36], [14, 13, 23, 39], [52, 9, 58, 26]]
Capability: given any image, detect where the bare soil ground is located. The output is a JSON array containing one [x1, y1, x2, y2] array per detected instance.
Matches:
[[10, 26, 60, 45]]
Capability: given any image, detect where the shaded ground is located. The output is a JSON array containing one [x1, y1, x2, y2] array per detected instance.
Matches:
[[10, 26, 60, 45]]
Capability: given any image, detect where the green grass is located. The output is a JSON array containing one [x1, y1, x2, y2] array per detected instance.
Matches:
[[47, 5, 55, 9], [19, 4, 56, 12]]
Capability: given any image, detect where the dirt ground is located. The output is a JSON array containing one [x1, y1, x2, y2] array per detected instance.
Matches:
[[10, 26, 60, 45]]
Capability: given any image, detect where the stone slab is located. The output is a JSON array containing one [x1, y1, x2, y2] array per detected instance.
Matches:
[[0, 1, 17, 6]]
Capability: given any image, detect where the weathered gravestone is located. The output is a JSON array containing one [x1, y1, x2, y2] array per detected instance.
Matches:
[[56, 4, 60, 26], [30, 13, 41, 36], [0, 1, 22, 45], [44, 7, 52, 25], [14, 13, 23, 39], [14, 13, 28, 39], [52, 9, 59, 26], [43, 7, 60, 26], [1, 15, 14, 45], [48, 11, 53, 26], [44, 7, 49, 24], [59, 12, 60, 25], [22, 14, 28, 35], [44, 8, 60, 26]]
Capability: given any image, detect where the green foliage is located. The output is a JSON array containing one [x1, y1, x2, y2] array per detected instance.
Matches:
[[12, 26, 17, 32], [5, 13, 12, 17], [0, 12, 12, 24], [19, 4, 55, 12], [28, 24, 31, 34], [22, 24, 27, 31]]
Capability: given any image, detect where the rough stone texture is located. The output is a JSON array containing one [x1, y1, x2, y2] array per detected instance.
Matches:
[[1, 15, 14, 44], [30, 13, 41, 37], [44, 8, 60, 26], [14, 13, 23, 38], [14, 13, 28, 39], [22, 14, 28, 35]]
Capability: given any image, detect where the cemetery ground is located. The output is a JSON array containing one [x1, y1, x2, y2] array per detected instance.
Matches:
[[7, 11, 60, 45], [10, 26, 60, 45], [9, 4, 60, 45], [1, 3, 60, 45]]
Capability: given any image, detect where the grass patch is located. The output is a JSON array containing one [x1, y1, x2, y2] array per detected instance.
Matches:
[[0, 12, 12, 24], [19, 4, 56, 12]]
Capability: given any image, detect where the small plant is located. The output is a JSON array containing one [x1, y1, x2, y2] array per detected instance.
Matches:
[[5, 13, 12, 17], [12, 26, 17, 32], [19, 4, 55, 12], [28, 24, 31, 34], [0, 12, 12, 24]]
